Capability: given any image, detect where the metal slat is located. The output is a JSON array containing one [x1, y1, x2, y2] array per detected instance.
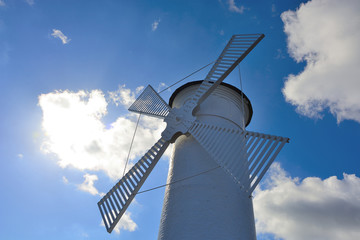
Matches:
[[98, 138, 170, 233], [117, 185, 128, 203], [142, 156, 152, 166], [127, 174, 137, 189], [194, 123, 205, 137], [189, 122, 201, 136], [212, 128, 231, 157], [243, 138, 267, 179], [197, 124, 211, 146], [248, 138, 273, 175], [128, 85, 170, 118], [146, 150, 156, 159], [218, 129, 240, 164], [202, 125, 216, 148], [145, 152, 155, 161], [134, 163, 145, 175], [139, 158, 149, 169], [130, 169, 141, 182], [182, 34, 264, 112], [151, 145, 160, 154], [226, 132, 247, 170], [210, 129, 228, 159], [227, 45, 249, 49], [232, 135, 256, 179], [204, 126, 221, 151], [253, 138, 281, 176], [120, 180, 132, 196], [223, 135, 247, 178], [237, 134, 263, 183], [123, 179, 134, 193], [108, 193, 120, 213], [232, 142, 251, 182], [104, 199, 116, 222], [211, 128, 231, 158], [249, 138, 278, 183], [196, 123, 208, 142], [98, 203, 110, 230], [222, 137, 242, 171], [190, 122, 288, 194], [220, 130, 243, 169], [112, 189, 125, 207], [207, 129, 228, 162], [117, 184, 130, 200], [247, 137, 267, 167], [227, 131, 247, 163], [249, 139, 288, 193]]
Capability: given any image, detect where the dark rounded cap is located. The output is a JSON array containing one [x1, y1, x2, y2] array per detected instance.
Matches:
[[169, 80, 253, 127]]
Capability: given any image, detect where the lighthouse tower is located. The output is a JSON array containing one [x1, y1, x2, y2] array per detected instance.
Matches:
[[158, 81, 256, 240]]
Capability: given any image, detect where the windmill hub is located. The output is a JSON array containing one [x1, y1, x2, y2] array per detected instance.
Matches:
[[175, 114, 183, 122], [162, 108, 196, 142]]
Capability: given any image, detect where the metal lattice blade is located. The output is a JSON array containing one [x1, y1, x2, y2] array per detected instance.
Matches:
[[128, 85, 170, 118], [188, 121, 288, 194], [98, 137, 170, 233], [182, 34, 264, 114]]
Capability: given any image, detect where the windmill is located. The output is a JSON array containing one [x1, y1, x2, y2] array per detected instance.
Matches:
[[97, 34, 289, 239]]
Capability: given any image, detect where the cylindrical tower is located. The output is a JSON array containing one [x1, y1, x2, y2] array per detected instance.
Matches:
[[158, 81, 256, 240]]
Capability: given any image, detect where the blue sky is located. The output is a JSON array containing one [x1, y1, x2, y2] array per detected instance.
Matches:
[[1, 0, 360, 239]]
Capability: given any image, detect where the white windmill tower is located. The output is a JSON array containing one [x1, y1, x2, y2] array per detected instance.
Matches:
[[97, 34, 289, 239]]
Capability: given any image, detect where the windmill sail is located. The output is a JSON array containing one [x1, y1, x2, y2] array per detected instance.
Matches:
[[183, 34, 264, 114], [98, 33, 289, 235], [128, 85, 170, 118], [188, 121, 288, 193], [98, 138, 169, 233]]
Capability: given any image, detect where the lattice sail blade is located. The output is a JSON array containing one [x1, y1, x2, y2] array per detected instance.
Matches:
[[188, 121, 288, 194], [182, 34, 264, 114], [245, 130, 288, 193], [98, 138, 170, 233], [128, 85, 170, 118]]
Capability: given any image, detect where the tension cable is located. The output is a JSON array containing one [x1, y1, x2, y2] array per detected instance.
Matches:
[[137, 166, 221, 194], [122, 113, 142, 177], [238, 65, 246, 129], [158, 61, 215, 94]]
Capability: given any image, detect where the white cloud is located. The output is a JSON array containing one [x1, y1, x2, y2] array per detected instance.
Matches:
[[0, 0, 5, 7], [228, 0, 245, 14], [274, 49, 285, 60], [152, 18, 161, 31], [253, 163, 360, 240], [281, 0, 360, 123], [108, 84, 137, 107], [51, 29, 71, 44], [113, 212, 137, 234], [135, 86, 144, 94], [271, 4, 277, 17], [38, 86, 167, 180], [100, 212, 137, 234], [62, 176, 69, 184], [17, 153, 23, 159], [78, 173, 100, 195], [157, 82, 170, 93], [39, 85, 171, 233], [25, 0, 34, 5], [271, 4, 276, 13]]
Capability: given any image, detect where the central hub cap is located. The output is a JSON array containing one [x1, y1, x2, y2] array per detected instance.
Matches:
[[162, 107, 196, 142], [175, 114, 183, 122]]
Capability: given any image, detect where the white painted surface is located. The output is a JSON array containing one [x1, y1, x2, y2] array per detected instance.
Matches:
[[158, 83, 256, 240]]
